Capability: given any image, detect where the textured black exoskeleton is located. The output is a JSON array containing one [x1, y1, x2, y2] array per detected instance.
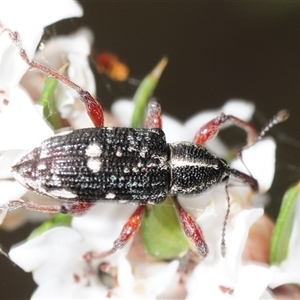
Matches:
[[12, 127, 256, 204]]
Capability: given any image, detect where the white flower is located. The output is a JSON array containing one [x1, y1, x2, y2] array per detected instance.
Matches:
[[0, 0, 83, 101], [21, 27, 96, 129], [186, 205, 273, 299], [9, 204, 179, 299]]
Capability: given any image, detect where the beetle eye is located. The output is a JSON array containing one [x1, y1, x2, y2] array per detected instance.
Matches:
[[221, 174, 229, 182]]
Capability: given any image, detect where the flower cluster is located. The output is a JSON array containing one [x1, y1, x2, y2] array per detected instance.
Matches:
[[1, 1, 300, 299]]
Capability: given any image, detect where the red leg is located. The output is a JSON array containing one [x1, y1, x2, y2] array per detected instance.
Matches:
[[3, 29, 104, 127], [194, 110, 289, 148], [145, 100, 162, 129], [84, 205, 146, 260], [193, 113, 258, 146], [174, 198, 208, 257], [59, 202, 95, 216], [1, 199, 94, 216]]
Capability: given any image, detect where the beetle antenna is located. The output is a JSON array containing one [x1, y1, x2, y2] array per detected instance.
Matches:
[[221, 110, 289, 256], [220, 183, 230, 257], [256, 109, 289, 141], [237, 109, 290, 174], [0, 244, 9, 259], [0, 244, 16, 266]]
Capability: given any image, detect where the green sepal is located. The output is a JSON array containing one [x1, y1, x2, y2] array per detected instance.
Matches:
[[142, 196, 190, 259], [39, 64, 68, 130], [270, 182, 300, 265], [131, 57, 168, 128], [29, 214, 72, 239]]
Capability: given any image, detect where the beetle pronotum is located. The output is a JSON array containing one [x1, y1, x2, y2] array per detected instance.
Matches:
[[1, 28, 289, 259]]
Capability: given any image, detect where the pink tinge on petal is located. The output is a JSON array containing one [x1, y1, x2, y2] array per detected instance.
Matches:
[[243, 214, 274, 264]]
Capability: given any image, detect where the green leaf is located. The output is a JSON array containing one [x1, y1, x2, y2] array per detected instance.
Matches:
[[142, 196, 190, 259], [39, 64, 68, 130], [29, 214, 72, 239], [131, 57, 168, 128], [270, 182, 300, 265]]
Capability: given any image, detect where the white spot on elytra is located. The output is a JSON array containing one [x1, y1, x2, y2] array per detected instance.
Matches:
[[40, 147, 50, 159], [37, 162, 47, 170], [106, 193, 116, 199], [116, 147, 122, 157], [87, 158, 102, 173], [51, 174, 61, 183], [85, 142, 102, 157], [119, 200, 128, 204], [140, 151, 146, 158], [147, 201, 156, 205]]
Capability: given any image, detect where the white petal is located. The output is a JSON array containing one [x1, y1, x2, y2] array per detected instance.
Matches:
[[57, 52, 96, 126], [117, 256, 135, 289], [0, 150, 29, 179], [0, 180, 28, 205], [68, 52, 95, 94], [111, 99, 134, 127], [186, 263, 234, 299], [9, 227, 85, 283], [187, 209, 270, 299], [72, 203, 137, 252], [31, 277, 107, 299], [269, 265, 300, 288], [222, 99, 255, 120], [234, 264, 273, 299], [0, 35, 35, 97], [21, 28, 95, 104], [0, 87, 53, 151], [226, 208, 264, 276], [161, 114, 185, 142], [0, 1, 82, 33], [178, 188, 217, 217], [0, 1, 83, 95], [137, 260, 179, 298], [36, 28, 93, 59], [117, 259, 179, 298]]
